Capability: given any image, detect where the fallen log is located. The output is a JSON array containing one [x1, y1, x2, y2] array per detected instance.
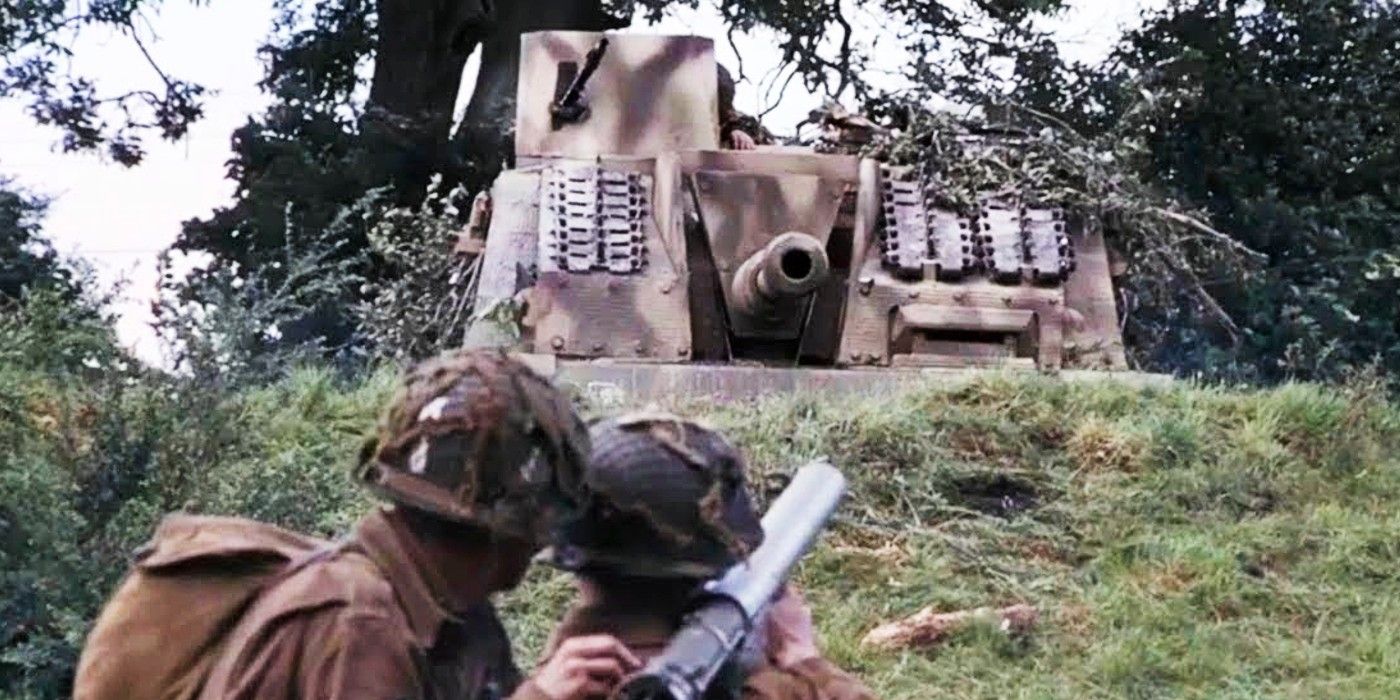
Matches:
[[860, 603, 1038, 651]]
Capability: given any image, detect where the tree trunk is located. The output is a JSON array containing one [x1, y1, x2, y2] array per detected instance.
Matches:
[[452, 0, 627, 184], [362, 0, 625, 199], [364, 0, 493, 199]]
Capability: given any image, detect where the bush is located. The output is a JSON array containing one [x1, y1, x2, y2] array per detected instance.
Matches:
[[353, 178, 480, 361], [0, 356, 385, 696], [0, 281, 386, 695]]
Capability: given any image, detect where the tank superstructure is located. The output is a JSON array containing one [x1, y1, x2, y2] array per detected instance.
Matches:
[[461, 32, 1143, 398]]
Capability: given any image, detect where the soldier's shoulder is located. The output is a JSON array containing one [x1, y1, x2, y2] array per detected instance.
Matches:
[[255, 548, 397, 620]]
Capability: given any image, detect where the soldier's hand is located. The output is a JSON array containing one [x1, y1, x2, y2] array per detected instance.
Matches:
[[730, 130, 757, 150], [765, 585, 821, 669], [531, 634, 640, 700]]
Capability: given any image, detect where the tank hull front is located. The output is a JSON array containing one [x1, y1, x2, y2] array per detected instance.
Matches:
[[462, 32, 1135, 382], [513, 354, 1171, 403]]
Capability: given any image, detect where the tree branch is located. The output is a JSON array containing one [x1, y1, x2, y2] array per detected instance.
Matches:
[[725, 26, 747, 84], [759, 63, 801, 119], [831, 0, 854, 98], [124, 24, 177, 91], [1151, 206, 1267, 262], [1178, 263, 1243, 346], [1005, 100, 1083, 139]]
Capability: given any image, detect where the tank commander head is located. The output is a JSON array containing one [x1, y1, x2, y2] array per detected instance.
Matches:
[[535, 411, 877, 699]]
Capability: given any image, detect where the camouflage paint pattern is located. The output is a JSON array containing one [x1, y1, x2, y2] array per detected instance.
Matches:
[[515, 32, 719, 159], [462, 31, 1132, 393]]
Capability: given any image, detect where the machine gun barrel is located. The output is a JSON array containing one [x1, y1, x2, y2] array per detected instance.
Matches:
[[552, 37, 610, 125], [611, 460, 847, 700], [730, 232, 831, 319]]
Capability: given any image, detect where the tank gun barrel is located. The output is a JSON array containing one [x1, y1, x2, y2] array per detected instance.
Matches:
[[730, 232, 830, 319]]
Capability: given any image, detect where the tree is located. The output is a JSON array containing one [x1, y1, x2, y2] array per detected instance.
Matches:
[[1, 0, 207, 165], [0, 176, 129, 380], [0, 177, 72, 301], [1089, 0, 1400, 381]]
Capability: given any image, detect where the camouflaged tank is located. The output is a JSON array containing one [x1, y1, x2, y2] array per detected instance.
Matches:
[[459, 32, 1149, 399]]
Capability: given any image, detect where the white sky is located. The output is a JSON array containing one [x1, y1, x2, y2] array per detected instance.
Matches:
[[0, 0, 1157, 366]]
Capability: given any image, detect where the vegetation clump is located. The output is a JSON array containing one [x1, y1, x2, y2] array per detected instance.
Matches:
[[3, 314, 1397, 698]]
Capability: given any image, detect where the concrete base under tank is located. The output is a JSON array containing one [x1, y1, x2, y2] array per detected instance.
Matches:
[[514, 354, 1174, 403]]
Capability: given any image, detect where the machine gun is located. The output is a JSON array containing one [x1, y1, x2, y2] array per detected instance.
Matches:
[[551, 37, 610, 128], [611, 460, 847, 700]]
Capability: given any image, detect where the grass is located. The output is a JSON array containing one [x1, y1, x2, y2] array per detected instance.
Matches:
[[4, 363, 1399, 698], [498, 373, 1400, 699]]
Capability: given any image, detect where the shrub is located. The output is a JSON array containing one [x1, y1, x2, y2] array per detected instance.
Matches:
[[3, 324, 1398, 698]]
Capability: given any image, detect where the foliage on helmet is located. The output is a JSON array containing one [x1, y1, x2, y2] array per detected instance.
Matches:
[[548, 411, 764, 578], [358, 349, 590, 545]]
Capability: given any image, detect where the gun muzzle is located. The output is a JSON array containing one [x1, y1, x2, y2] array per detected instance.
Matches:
[[730, 232, 830, 319], [611, 461, 847, 700]]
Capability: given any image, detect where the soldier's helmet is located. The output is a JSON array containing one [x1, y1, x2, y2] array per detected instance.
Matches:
[[358, 350, 591, 547], [545, 411, 764, 578]]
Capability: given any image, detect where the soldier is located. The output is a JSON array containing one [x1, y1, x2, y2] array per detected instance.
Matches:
[[808, 100, 886, 154], [202, 350, 644, 700], [538, 411, 877, 700], [718, 64, 774, 151], [77, 350, 638, 700]]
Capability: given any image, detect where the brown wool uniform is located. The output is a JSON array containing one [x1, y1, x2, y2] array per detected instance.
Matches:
[[540, 601, 877, 700], [198, 511, 523, 700]]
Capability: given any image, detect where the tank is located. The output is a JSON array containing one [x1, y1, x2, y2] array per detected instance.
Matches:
[[459, 32, 1150, 399]]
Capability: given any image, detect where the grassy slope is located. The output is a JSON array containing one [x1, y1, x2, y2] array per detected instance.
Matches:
[[501, 375, 1400, 699], [5, 368, 1399, 698]]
